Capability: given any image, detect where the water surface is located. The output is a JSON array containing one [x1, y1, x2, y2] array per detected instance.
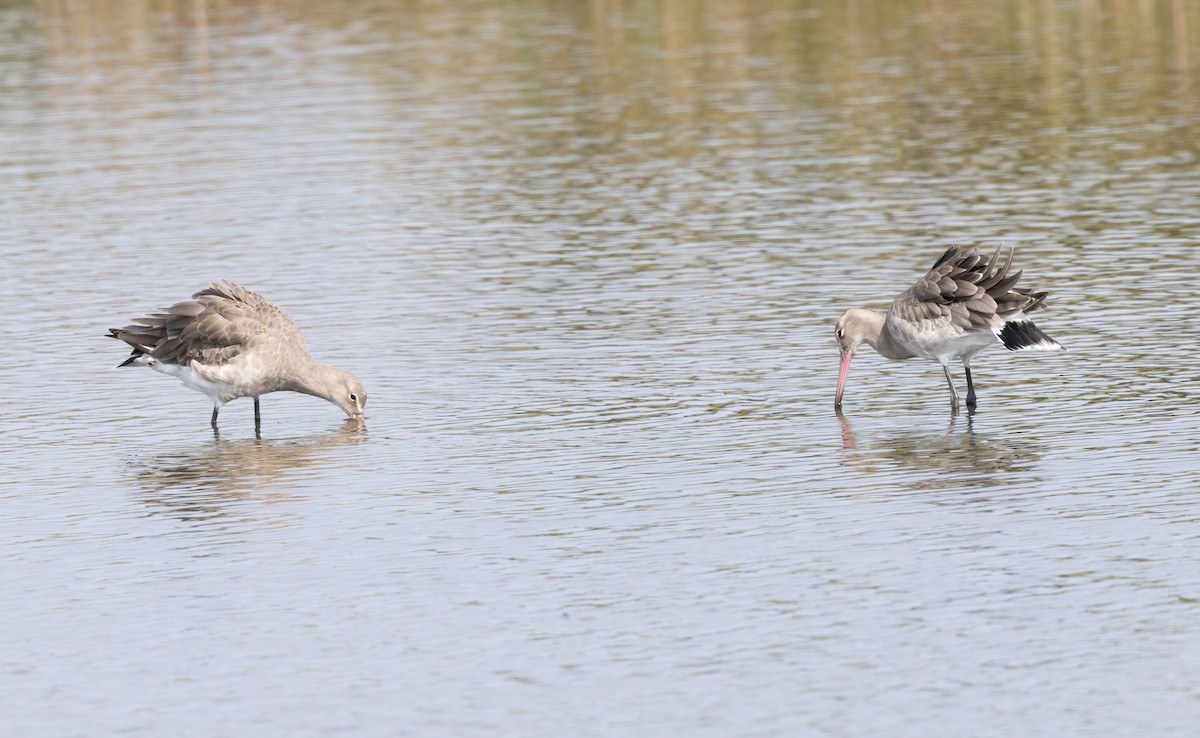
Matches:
[[2, 1, 1199, 735]]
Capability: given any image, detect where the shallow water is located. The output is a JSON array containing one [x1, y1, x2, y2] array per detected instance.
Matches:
[[2, 0, 1199, 735]]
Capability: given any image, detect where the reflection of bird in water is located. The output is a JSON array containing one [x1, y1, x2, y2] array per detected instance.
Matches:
[[128, 421, 366, 523], [837, 411, 1043, 492]]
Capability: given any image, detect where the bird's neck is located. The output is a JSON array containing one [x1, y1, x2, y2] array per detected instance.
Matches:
[[860, 310, 915, 360], [285, 359, 344, 403]]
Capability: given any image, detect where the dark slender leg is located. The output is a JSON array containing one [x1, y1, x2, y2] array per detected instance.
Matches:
[[254, 397, 261, 428], [942, 364, 960, 410], [211, 406, 219, 428], [964, 365, 977, 407]]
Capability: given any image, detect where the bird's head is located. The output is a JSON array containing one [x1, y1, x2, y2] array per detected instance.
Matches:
[[331, 371, 368, 420], [834, 309, 873, 357], [834, 309, 878, 409]]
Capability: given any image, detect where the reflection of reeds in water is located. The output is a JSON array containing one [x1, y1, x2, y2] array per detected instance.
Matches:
[[30, 0, 1196, 134], [127, 421, 367, 523], [839, 412, 1043, 492]]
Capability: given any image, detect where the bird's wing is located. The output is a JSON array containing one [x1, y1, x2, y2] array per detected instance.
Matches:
[[889, 246, 1047, 333], [108, 280, 303, 367]]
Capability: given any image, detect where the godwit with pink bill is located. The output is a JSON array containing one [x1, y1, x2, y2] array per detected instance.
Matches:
[[834, 246, 1064, 411], [108, 280, 366, 430]]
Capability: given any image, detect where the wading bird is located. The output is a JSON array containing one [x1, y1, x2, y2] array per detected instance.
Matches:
[[108, 280, 366, 430], [834, 246, 1063, 411]]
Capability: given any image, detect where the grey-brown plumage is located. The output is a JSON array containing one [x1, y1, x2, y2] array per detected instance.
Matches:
[[108, 280, 367, 429], [835, 246, 1064, 411], [892, 245, 1049, 334]]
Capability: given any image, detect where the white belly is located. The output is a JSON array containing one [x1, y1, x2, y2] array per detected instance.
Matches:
[[901, 325, 998, 365], [151, 361, 242, 405]]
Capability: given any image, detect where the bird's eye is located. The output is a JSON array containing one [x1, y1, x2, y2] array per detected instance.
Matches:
[[836, 329, 845, 338], [349, 393, 358, 402]]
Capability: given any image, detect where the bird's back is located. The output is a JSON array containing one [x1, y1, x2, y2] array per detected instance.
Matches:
[[889, 246, 1047, 332], [108, 280, 308, 369], [883, 246, 1051, 360]]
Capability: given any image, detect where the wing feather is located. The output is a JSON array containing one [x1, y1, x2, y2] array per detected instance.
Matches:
[[107, 280, 304, 368], [889, 246, 1052, 331]]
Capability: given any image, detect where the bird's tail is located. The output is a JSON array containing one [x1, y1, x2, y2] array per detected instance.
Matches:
[[115, 351, 145, 368], [108, 327, 155, 368], [998, 320, 1064, 352]]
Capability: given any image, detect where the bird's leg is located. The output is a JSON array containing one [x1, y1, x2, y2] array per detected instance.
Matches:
[[211, 406, 220, 428], [942, 364, 960, 410], [964, 363, 977, 407], [254, 397, 261, 429]]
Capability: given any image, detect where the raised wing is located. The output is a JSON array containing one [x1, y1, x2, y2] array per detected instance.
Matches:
[[889, 245, 1049, 332]]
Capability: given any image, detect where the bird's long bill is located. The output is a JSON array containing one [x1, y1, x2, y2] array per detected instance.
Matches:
[[835, 352, 853, 408]]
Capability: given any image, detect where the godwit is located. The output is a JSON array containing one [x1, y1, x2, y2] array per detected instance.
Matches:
[[834, 246, 1064, 411], [108, 280, 366, 429]]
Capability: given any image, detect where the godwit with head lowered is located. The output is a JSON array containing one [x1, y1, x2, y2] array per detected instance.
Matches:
[[834, 246, 1064, 411], [108, 280, 366, 429]]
